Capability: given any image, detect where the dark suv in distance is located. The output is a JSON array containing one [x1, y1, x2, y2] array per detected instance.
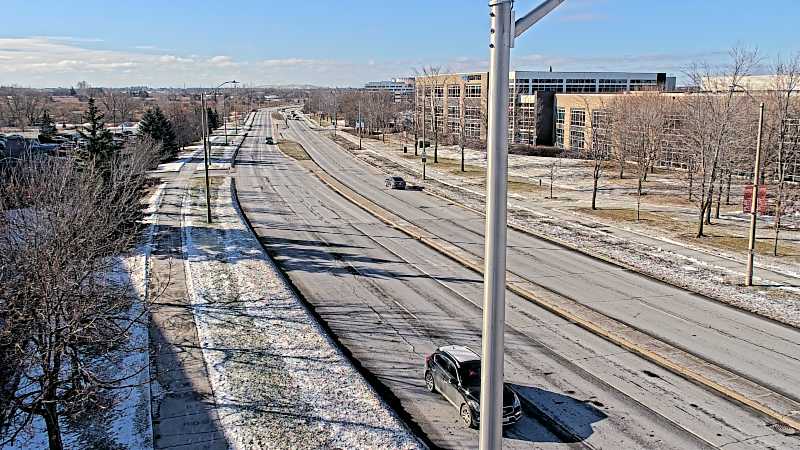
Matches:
[[385, 176, 406, 190], [264, 137, 274, 145], [424, 345, 522, 428]]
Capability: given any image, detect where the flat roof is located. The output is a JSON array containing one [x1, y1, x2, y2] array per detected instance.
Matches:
[[440, 345, 480, 364]]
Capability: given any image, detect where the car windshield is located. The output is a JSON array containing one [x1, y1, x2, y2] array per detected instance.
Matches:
[[458, 361, 481, 387], [392, 177, 403, 181]]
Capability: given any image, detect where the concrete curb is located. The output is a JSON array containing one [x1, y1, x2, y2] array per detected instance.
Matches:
[[301, 155, 800, 434]]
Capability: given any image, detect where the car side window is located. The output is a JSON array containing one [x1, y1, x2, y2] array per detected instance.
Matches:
[[435, 354, 456, 379]]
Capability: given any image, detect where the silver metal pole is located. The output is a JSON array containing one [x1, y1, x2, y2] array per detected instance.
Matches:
[[480, 1, 512, 448], [201, 94, 212, 223], [479, 2, 563, 448], [745, 102, 765, 286]]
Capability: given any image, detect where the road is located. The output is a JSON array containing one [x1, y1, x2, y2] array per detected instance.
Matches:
[[233, 109, 797, 449], [285, 112, 800, 408]]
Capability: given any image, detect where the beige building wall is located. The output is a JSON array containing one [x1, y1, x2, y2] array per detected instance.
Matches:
[[553, 94, 618, 153], [415, 72, 489, 143]]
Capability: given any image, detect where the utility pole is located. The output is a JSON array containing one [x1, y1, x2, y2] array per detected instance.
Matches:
[[358, 99, 362, 150], [201, 93, 212, 223], [233, 82, 239, 136], [333, 88, 338, 136], [745, 102, 765, 286], [480, 1, 563, 449]]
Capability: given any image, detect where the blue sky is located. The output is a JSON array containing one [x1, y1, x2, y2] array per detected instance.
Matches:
[[1, 0, 798, 87]]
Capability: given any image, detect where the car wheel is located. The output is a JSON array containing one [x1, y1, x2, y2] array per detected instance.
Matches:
[[460, 404, 475, 429], [425, 371, 436, 392]]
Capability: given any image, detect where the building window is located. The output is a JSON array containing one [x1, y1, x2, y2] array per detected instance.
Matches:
[[465, 106, 481, 120], [630, 79, 658, 91], [569, 108, 586, 151], [556, 107, 565, 125], [447, 84, 461, 97], [466, 74, 482, 81], [448, 120, 461, 134], [565, 79, 595, 93], [570, 108, 586, 127], [555, 128, 564, 149], [447, 105, 460, 119], [465, 122, 481, 138], [434, 86, 444, 98], [531, 78, 563, 92], [465, 84, 482, 98]]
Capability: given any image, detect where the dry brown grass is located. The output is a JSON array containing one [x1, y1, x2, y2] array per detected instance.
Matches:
[[271, 112, 284, 121], [277, 140, 311, 160], [578, 207, 666, 223]]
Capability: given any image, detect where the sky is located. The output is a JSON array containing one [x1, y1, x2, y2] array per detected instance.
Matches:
[[1, 0, 799, 88]]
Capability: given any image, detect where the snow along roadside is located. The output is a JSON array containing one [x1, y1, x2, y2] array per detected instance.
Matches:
[[180, 177, 424, 450]]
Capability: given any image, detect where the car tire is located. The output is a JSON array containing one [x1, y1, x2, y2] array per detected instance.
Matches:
[[425, 371, 436, 393], [460, 404, 476, 429]]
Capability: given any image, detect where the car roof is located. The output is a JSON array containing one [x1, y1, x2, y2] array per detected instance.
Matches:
[[439, 345, 480, 365]]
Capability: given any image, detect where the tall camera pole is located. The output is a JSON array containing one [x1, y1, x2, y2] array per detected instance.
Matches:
[[480, 1, 563, 448]]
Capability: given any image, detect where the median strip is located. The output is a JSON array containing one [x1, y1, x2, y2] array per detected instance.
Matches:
[[297, 153, 800, 434]]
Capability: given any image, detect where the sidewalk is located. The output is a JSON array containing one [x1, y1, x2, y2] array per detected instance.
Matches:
[[329, 127, 800, 327]]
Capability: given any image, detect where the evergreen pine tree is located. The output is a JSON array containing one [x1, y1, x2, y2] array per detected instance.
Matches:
[[77, 97, 115, 171], [139, 106, 178, 160], [38, 110, 57, 143], [69, 86, 77, 96], [206, 107, 220, 132]]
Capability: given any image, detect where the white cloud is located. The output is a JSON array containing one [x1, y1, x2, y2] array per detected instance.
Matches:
[[0, 36, 725, 88]]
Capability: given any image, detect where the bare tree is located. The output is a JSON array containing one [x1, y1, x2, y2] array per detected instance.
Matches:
[[584, 101, 612, 210], [610, 92, 669, 221], [0, 139, 160, 450], [682, 47, 760, 237], [765, 53, 800, 255], [545, 157, 561, 199], [2, 89, 46, 131]]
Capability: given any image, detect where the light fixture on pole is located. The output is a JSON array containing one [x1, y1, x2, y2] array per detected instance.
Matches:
[[480, 1, 564, 449], [214, 80, 237, 145]]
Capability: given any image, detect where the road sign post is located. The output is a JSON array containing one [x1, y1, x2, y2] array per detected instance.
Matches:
[[480, 1, 564, 448]]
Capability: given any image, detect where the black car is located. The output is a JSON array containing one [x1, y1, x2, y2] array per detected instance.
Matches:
[[385, 176, 406, 190], [424, 345, 522, 428], [265, 137, 274, 144]]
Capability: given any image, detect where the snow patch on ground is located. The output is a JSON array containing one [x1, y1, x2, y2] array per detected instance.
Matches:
[[180, 177, 423, 450]]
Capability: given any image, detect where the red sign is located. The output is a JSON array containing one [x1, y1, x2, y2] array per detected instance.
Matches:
[[742, 185, 768, 214]]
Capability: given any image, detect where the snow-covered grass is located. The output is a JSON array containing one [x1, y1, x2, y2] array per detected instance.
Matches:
[[180, 177, 423, 450]]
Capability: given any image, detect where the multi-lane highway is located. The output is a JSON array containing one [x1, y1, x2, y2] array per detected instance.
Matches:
[[233, 109, 798, 449]]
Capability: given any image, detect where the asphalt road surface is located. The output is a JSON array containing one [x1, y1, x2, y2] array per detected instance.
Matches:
[[285, 112, 800, 406], [233, 109, 798, 449]]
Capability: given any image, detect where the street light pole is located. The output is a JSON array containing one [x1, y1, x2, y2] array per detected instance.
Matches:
[[745, 102, 765, 286], [480, 1, 563, 449], [201, 93, 212, 223], [333, 88, 338, 136]]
